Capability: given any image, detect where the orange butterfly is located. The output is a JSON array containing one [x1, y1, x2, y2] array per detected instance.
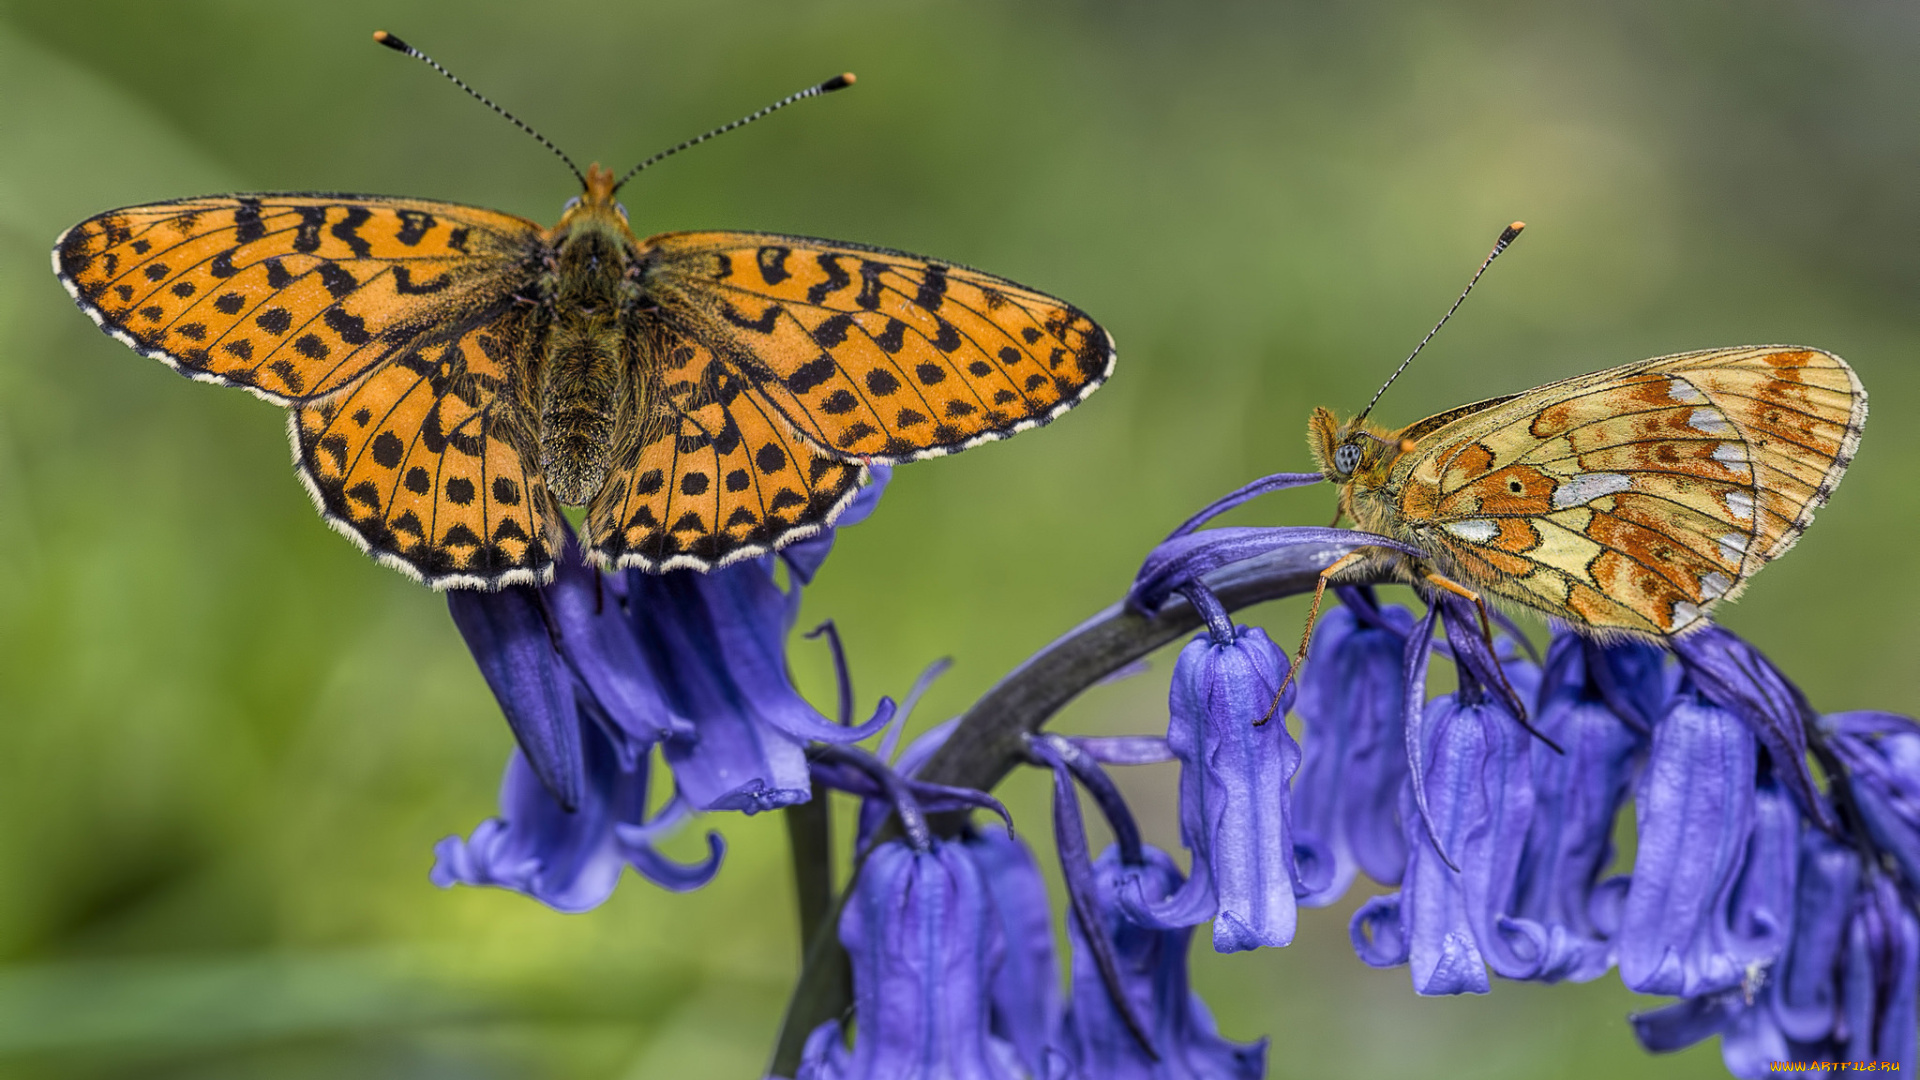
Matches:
[[53, 35, 1112, 589], [1297, 224, 1864, 659]]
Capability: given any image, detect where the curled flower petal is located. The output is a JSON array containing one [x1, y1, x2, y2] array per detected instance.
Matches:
[[431, 715, 723, 912], [1060, 845, 1268, 1080], [1293, 587, 1413, 904], [1350, 893, 1410, 968]]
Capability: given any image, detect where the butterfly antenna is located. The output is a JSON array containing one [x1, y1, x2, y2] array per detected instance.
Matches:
[[1353, 221, 1525, 425], [374, 31, 587, 190], [613, 73, 857, 193]]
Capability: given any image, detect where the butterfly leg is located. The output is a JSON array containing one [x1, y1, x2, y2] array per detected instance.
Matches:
[[1420, 571, 1497, 646], [1262, 550, 1369, 724], [1421, 570, 1536, 723]]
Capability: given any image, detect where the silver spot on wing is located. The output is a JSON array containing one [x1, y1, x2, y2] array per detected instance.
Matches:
[[1550, 472, 1633, 510], [1442, 519, 1499, 543]]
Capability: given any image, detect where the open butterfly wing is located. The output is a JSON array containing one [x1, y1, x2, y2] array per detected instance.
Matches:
[[586, 321, 866, 572], [291, 307, 561, 588], [634, 231, 1113, 461], [55, 195, 545, 403], [1390, 346, 1864, 636]]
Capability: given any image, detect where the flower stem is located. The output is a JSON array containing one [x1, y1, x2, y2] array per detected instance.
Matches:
[[768, 541, 1392, 1075], [783, 779, 837, 952]]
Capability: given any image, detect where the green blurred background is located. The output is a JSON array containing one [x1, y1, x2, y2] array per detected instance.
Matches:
[[0, 0, 1913, 1076]]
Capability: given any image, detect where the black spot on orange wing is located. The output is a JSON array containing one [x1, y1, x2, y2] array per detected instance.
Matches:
[[54, 195, 548, 406], [636, 232, 1113, 465], [588, 325, 867, 572], [288, 308, 554, 588]]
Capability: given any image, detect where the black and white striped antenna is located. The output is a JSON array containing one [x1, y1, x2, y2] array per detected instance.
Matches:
[[374, 31, 586, 190], [1353, 221, 1525, 424], [613, 73, 856, 193]]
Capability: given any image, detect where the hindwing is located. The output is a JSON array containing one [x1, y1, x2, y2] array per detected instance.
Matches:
[[585, 322, 865, 572], [55, 195, 545, 403], [291, 308, 560, 587], [635, 231, 1114, 461], [1386, 346, 1864, 636]]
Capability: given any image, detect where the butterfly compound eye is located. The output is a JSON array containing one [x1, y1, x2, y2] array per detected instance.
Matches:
[[1333, 442, 1362, 475]]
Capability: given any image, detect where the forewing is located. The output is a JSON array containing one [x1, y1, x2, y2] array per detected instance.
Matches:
[[585, 325, 866, 572], [1389, 346, 1864, 636], [291, 309, 560, 588], [635, 231, 1113, 460], [55, 195, 544, 403]]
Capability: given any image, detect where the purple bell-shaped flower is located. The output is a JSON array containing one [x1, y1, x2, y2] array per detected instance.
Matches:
[[1291, 586, 1414, 906]]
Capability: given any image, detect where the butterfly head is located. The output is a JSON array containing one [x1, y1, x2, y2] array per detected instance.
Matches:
[[558, 164, 631, 230], [1309, 407, 1403, 486]]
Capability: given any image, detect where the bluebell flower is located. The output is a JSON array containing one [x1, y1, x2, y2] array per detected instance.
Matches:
[[430, 703, 723, 912], [1350, 598, 1545, 992], [1059, 845, 1267, 1080], [797, 735, 1025, 1080], [1616, 690, 1797, 998], [1838, 873, 1918, 1071], [962, 826, 1064, 1079], [1121, 624, 1313, 953], [1821, 710, 1920, 894], [452, 468, 893, 817], [1631, 982, 1793, 1079], [447, 571, 590, 813], [1292, 586, 1414, 905], [624, 468, 895, 813], [1632, 846, 1916, 1078], [1025, 732, 1268, 1077], [1771, 827, 1862, 1046], [632, 554, 892, 813], [1508, 633, 1654, 983], [1671, 625, 1833, 831], [797, 836, 1025, 1080]]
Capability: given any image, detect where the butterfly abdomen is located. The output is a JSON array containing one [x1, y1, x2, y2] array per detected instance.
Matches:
[[539, 315, 626, 505], [538, 213, 641, 506]]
